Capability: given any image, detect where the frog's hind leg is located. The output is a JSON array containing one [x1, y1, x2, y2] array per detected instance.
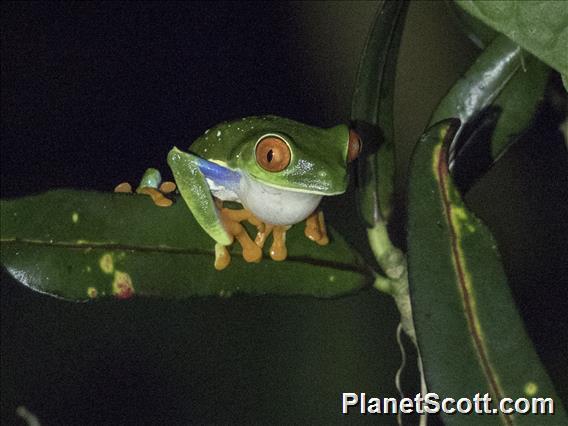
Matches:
[[137, 187, 174, 207], [114, 168, 177, 208], [304, 210, 329, 245], [114, 182, 133, 193], [136, 168, 176, 207]]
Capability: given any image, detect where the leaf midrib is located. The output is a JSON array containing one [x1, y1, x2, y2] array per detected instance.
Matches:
[[435, 140, 513, 426], [1, 238, 367, 274]]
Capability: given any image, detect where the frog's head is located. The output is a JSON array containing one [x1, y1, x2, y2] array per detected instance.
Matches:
[[232, 116, 361, 195]]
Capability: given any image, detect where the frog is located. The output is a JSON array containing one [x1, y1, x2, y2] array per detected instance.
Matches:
[[115, 116, 361, 270]]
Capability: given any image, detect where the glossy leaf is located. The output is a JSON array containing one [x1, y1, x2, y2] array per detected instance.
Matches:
[[455, 0, 567, 82], [351, 0, 408, 225], [0, 190, 370, 301], [407, 120, 567, 424], [430, 35, 549, 192]]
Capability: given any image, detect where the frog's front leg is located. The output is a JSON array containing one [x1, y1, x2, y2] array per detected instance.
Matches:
[[254, 224, 274, 249], [218, 205, 262, 267], [270, 225, 292, 261], [216, 207, 289, 263], [253, 223, 291, 262], [304, 210, 329, 245]]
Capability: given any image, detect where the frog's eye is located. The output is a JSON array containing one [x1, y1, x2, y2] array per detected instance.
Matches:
[[256, 136, 291, 172], [347, 129, 362, 162]]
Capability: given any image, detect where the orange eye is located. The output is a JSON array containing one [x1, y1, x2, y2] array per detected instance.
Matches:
[[255, 136, 291, 172], [347, 129, 362, 162]]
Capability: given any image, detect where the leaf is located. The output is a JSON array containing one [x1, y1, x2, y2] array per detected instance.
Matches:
[[0, 190, 370, 301], [444, 0, 497, 48], [455, 0, 568, 82], [407, 120, 567, 424], [430, 35, 549, 193], [351, 0, 408, 225]]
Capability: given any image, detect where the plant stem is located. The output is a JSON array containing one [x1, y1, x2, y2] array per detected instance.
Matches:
[[368, 221, 416, 343], [367, 221, 405, 280]]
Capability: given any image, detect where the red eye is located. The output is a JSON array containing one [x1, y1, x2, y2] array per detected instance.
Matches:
[[256, 136, 291, 172], [347, 129, 362, 162]]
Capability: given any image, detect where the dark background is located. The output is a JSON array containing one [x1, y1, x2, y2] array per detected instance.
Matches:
[[1, 1, 566, 424]]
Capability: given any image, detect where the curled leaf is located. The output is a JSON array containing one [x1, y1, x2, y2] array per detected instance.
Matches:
[[407, 120, 567, 424], [351, 0, 408, 225]]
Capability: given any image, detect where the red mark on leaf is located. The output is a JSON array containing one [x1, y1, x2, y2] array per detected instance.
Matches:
[[112, 271, 134, 299]]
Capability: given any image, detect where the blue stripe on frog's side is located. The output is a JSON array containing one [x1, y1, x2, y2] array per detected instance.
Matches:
[[196, 157, 242, 200]]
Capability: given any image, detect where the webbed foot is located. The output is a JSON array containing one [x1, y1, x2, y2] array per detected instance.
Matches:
[[254, 224, 274, 248], [114, 168, 176, 208], [137, 186, 175, 207], [304, 210, 329, 245], [253, 223, 290, 261], [214, 243, 232, 270], [269, 225, 291, 261], [114, 182, 133, 193], [214, 203, 307, 267]]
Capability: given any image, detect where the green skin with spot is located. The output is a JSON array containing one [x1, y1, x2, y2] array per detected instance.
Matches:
[[166, 115, 351, 246]]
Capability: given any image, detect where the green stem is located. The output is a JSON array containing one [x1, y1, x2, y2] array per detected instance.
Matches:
[[367, 221, 405, 280], [368, 221, 415, 343]]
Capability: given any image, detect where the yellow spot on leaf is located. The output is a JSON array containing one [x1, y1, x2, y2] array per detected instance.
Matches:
[[524, 381, 538, 396], [86, 266, 91, 272], [450, 205, 477, 234], [329, 275, 336, 282], [112, 270, 134, 299], [87, 287, 98, 298], [218, 289, 233, 298], [72, 212, 79, 223], [452, 206, 468, 221], [99, 253, 114, 274]]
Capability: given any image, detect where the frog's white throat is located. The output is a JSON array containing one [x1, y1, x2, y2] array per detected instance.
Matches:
[[206, 173, 322, 226]]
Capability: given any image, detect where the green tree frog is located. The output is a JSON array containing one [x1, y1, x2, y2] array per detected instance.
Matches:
[[116, 116, 361, 269]]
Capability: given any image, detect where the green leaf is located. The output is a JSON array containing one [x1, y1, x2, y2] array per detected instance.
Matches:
[[407, 120, 567, 424], [351, 0, 408, 225], [1, 190, 370, 301], [455, 0, 568, 79], [430, 35, 549, 191]]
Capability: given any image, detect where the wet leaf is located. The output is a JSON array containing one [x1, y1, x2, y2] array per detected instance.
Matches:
[[455, 0, 567, 81], [0, 190, 370, 301], [430, 35, 549, 193], [351, 0, 408, 225], [407, 120, 567, 424]]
